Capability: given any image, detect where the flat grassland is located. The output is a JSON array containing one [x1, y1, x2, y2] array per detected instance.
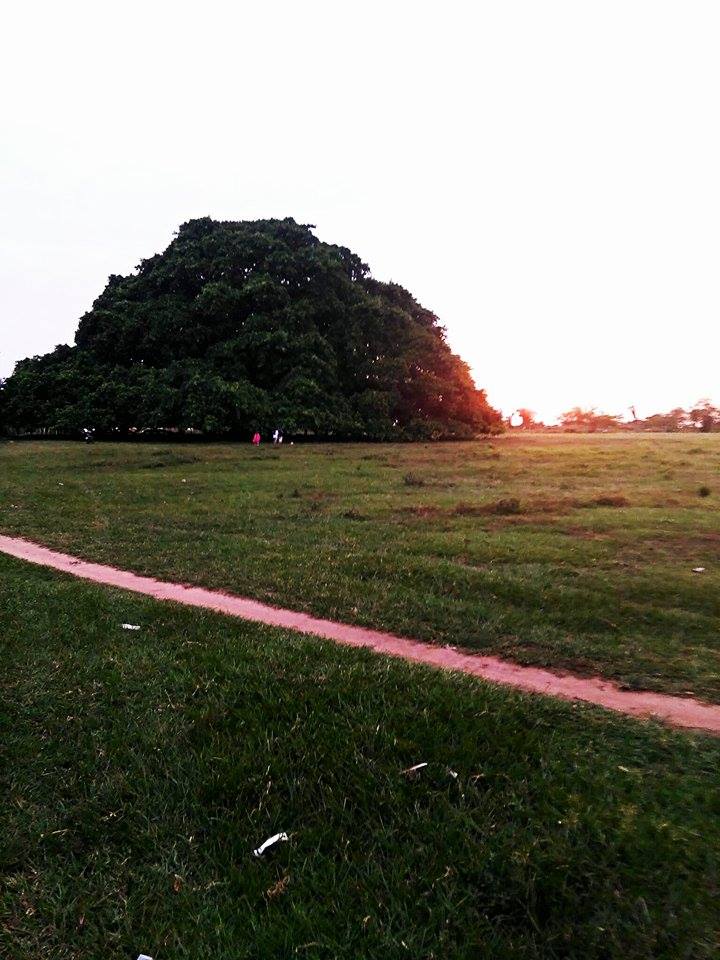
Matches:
[[2, 556, 720, 959], [1, 434, 718, 699], [2, 435, 720, 958]]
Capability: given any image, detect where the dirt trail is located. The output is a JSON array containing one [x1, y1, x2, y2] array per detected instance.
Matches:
[[2, 533, 719, 735]]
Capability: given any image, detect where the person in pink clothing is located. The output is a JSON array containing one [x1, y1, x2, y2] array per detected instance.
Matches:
[[252, 431, 261, 445]]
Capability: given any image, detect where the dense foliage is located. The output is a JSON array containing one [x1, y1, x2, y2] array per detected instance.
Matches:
[[1, 218, 500, 439]]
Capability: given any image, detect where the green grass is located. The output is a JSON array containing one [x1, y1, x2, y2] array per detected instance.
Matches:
[[2, 555, 720, 959], [1, 434, 719, 700]]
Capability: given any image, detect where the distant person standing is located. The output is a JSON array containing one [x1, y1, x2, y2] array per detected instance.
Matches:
[[272, 428, 280, 444], [252, 431, 261, 446]]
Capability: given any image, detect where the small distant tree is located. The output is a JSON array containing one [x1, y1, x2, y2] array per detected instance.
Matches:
[[637, 407, 689, 432], [560, 407, 589, 431], [559, 407, 622, 432], [688, 399, 720, 433], [516, 408, 540, 429], [592, 412, 624, 431]]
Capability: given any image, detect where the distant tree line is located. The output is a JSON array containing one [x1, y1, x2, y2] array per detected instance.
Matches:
[[0, 218, 501, 441], [508, 400, 720, 433]]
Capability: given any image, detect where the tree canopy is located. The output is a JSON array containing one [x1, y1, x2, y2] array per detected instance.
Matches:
[[1, 218, 500, 440]]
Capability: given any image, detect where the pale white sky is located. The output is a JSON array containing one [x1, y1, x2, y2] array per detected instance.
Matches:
[[1, 0, 718, 422]]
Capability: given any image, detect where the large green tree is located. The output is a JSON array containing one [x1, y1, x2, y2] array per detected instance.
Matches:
[[3, 218, 500, 439]]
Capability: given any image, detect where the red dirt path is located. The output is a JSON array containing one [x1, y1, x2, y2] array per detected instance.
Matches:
[[2, 533, 719, 735]]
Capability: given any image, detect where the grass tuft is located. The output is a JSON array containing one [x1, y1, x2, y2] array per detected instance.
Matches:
[[342, 507, 368, 521], [454, 497, 523, 516], [403, 472, 425, 487], [586, 494, 630, 508]]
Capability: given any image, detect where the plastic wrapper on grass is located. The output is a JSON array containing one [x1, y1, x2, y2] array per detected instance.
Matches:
[[253, 832, 289, 857], [401, 762, 428, 775]]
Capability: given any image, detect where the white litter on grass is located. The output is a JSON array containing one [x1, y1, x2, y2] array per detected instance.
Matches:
[[122, 623, 141, 631], [692, 567, 706, 573], [137, 954, 153, 960], [447, 769, 458, 779], [253, 832, 289, 857], [401, 762, 428, 775]]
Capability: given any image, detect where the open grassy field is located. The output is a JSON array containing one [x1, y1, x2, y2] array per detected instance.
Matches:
[[2, 554, 720, 959], [1, 434, 718, 699]]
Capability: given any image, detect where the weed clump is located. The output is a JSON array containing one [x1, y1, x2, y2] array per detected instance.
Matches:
[[485, 497, 523, 515], [399, 505, 442, 518], [454, 498, 523, 516], [452, 503, 481, 517], [587, 495, 629, 508], [342, 507, 367, 521], [404, 473, 425, 487]]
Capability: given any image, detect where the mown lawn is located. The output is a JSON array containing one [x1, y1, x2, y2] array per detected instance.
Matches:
[[1, 434, 719, 699], [2, 555, 720, 959]]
